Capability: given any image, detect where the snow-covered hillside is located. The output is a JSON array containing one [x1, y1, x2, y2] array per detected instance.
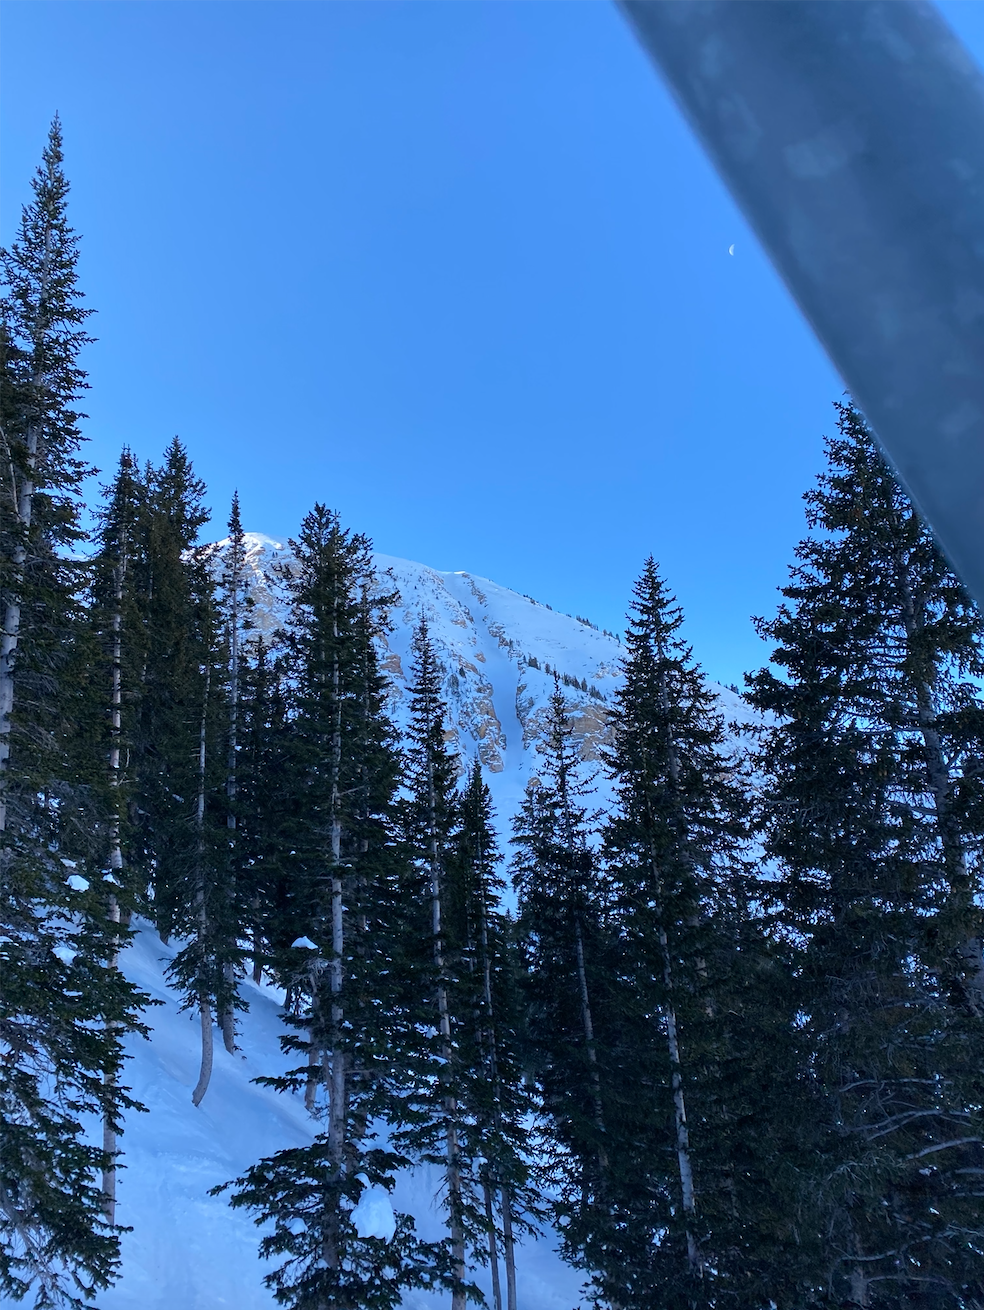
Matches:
[[97, 923, 585, 1310], [210, 533, 755, 832], [91, 536, 755, 1310]]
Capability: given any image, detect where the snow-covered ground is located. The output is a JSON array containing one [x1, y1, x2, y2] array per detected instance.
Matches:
[[97, 922, 586, 1310]]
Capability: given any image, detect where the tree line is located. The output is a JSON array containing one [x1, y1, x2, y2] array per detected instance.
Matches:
[[2, 121, 983, 1310]]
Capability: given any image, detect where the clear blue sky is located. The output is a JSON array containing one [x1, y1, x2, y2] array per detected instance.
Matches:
[[3, 1, 982, 685]]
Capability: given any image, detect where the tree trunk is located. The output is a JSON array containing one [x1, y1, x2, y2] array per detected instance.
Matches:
[[573, 915, 608, 1173], [501, 1186, 517, 1310], [484, 1181, 503, 1310], [658, 925, 701, 1276], [192, 998, 213, 1108], [192, 660, 214, 1105], [429, 759, 467, 1310], [102, 895, 122, 1222], [220, 523, 242, 1051], [102, 534, 127, 1221]]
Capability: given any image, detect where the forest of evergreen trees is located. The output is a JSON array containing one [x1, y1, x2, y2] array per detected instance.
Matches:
[[2, 123, 983, 1310]]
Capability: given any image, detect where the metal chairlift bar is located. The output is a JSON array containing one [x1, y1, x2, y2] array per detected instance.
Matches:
[[619, 0, 984, 608]]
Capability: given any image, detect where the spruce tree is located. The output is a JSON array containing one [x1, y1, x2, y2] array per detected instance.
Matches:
[[398, 619, 477, 1310], [747, 404, 984, 1307], [213, 491, 253, 1052], [219, 507, 445, 1308], [450, 760, 540, 1310], [87, 447, 150, 1222], [0, 120, 150, 1305], [602, 559, 801, 1310], [510, 684, 623, 1305], [235, 636, 292, 984]]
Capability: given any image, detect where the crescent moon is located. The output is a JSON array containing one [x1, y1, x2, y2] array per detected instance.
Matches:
[[728, 244, 735, 255]]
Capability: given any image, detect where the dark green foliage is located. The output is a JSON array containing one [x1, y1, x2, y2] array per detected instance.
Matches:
[[511, 684, 627, 1302], [224, 506, 441, 1306], [601, 559, 803, 1310], [396, 620, 480, 1309], [747, 404, 984, 1308], [215, 1145, 450, 1310], [449, 761, 542, 1303], [1, 119, 151, 1307]]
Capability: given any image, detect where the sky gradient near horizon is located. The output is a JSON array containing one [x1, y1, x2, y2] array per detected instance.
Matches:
[[3, 0, 983, 686]]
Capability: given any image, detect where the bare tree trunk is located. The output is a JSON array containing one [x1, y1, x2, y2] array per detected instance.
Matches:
[[192, 661, 214, 1106], [501, 1187, 517, 1310], [429, 757, 467, 1310], [658, 926, 701, 1275], [849, 1264, 869, 1307], [484, 1181, 503, 1310], [573, 916, 608, 1173], [220, 518, 243, 1051], [192, 998, 213, 1108]]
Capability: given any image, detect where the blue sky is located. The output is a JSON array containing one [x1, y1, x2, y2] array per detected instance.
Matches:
[[3, 0, 982, 685]]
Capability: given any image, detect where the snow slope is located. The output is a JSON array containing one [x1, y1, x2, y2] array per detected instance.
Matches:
[[94, 922, 585, 1310]]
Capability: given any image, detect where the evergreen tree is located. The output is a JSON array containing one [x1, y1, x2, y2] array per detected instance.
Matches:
[[220, 507, 444, 1308], [235, 635, 292, 984], [0, 120, 150, 1305], [87, 447, 150, 1222], [450, 760, 540, 1310], [602, 559, 802, 1309], [747, 404, 984, 1308], [510, 684, 622, 1305], [398, 619, 477, 1310], [212, 491, 253, 1052]]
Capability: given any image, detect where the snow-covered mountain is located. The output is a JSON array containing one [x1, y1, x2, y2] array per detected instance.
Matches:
[[212, 532, 754, 831]]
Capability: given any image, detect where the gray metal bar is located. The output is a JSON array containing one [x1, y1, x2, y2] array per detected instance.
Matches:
[[619, 0, 984, 608]]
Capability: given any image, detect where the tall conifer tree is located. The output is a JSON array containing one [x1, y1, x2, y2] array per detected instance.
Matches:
[[603, 559, 800, 1309], [510, 685, 623, 1304], [747, 404, 984, 1307], [220, 508, 444, 1308], [0, 120, 149, 1305], [450, 760, 539, 1310], [398, 619, 476, 1310]]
